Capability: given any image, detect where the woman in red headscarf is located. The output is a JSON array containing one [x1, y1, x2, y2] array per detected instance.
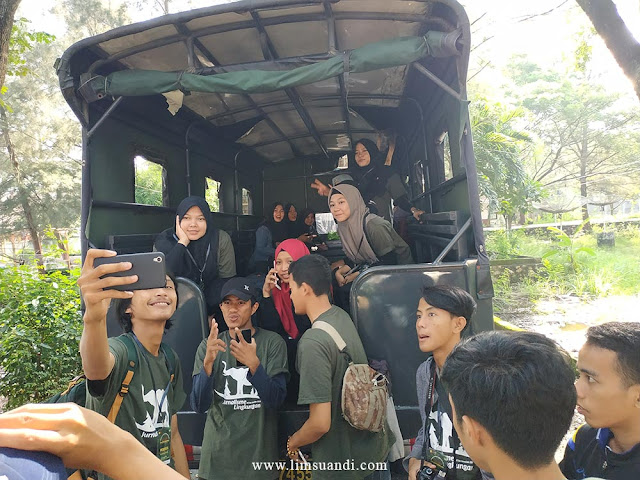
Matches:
[[259, 238, 311, 402]]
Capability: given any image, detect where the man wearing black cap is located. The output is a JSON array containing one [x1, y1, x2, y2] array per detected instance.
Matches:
[[190, 277, 289, 480]]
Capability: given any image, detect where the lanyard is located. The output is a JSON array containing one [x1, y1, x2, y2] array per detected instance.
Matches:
[[185, 243, 210, 288], [420, 360, 459, 478], [174, 234, 210, 288], [132, 334, 172, 416]]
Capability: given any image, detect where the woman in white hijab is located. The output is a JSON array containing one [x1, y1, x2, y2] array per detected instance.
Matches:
[[329, 183, 413, 311]]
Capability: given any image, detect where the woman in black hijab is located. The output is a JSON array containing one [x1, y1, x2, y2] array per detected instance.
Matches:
[[155, 196, 237, 318], [250, 201, 288, 273], [311, 138, 420, 223]]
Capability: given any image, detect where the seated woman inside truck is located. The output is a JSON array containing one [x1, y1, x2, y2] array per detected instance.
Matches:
[[297, 207, 327, 251], [329, 183, 413, 311], [312, 138, 422, 223], [154, 195, 236, 320], [259, 238, 311, 401], [250, 201, 288, 274]]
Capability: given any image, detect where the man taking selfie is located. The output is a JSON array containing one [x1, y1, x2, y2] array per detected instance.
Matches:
[[78, 249, 189, 479]]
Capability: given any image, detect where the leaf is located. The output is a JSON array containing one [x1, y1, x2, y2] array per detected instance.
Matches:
[[575, 247, 595, 256]]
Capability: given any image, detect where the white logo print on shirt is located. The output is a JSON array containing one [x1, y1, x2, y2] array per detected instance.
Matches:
[[135, 385, 170, 435]]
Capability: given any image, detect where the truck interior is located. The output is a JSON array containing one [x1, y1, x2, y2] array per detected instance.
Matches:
[[56, 0, 494, 447]]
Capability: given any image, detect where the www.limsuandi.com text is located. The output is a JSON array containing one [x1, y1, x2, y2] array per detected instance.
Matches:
[[252, 460, 388, 472]]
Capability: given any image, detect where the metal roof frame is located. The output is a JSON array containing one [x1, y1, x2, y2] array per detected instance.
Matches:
[[56, 0, 471, 163]]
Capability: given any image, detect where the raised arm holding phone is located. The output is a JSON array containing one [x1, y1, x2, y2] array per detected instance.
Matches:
[[76, 249, 189, 479]]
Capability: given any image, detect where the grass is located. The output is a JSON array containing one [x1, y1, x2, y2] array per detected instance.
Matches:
[[486, 225, 640, 316]]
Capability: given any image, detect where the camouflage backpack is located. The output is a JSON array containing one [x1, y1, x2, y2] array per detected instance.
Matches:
[[313, 321, 388, 432]]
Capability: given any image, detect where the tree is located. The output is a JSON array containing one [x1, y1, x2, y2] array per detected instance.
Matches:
[[0, 19, 55, 265], [0, 0, 21, 90], [470, 100, 542, 230], [505, 56, 640, 229], [53, 0, 129, 38], [575, 0, 640, 102]]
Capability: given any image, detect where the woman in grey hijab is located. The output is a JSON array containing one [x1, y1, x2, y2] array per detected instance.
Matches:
[[329, 183, 413, 311]]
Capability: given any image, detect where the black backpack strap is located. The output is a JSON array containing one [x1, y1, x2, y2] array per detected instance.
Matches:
[[106, 335, 138, 423]]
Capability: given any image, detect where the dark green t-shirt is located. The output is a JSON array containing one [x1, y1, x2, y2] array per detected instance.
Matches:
[[372, 172, 408, 222], [366, 216, 414, 264], [297, 306, 393, 480], [85, 333, 186, 480], [193, 328, 289, 480]]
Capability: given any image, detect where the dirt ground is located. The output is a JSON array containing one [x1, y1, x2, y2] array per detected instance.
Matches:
[[500, 293, 640, 355]]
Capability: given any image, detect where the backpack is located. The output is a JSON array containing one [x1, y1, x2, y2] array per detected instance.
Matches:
[[313, 321, 388, 432], [45, 335, 139, 413], [46, 335, 176, 480]]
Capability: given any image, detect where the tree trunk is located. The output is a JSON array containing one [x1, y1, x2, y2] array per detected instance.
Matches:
[[0, 0, 22, 89], [579, 126, 591, 232], [53, 228, 70, 267], [0, 106, 43, 267], [575, 0, 640, 101]]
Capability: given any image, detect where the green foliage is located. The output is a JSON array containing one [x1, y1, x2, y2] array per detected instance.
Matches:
[[491, 226, 640, 316], [486, 229, 525, 259], [0, 266, 82, 410], [134, 157, 165, 206], [543, 219, 595, 274], [470, 100, 543, 229], [327, 231, 340, 241], [7, 18, 54, 78]]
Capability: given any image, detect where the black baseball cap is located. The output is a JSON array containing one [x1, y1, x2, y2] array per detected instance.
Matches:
[[220, 277, 255, 302]]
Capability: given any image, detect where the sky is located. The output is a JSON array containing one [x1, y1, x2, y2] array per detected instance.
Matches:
[[15, 0, 640, 100]]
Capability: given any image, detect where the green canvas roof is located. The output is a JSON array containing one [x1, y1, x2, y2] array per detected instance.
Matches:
[[57, 0, 471, 163]]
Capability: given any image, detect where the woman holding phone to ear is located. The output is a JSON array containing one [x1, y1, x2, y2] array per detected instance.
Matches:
[[154, 196, 236, 323], [259, 238, 312, 402]]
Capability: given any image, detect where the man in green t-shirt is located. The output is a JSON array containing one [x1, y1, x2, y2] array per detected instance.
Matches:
[[286, 255, 393, 480], [77, 249, 189, 479], [190, 277, 289, 480]]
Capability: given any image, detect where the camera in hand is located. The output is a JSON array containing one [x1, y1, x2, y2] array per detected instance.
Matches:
[[418, 465, 446, 480]]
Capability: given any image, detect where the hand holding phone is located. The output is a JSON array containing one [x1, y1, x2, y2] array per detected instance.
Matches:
[[93, 252, 167, 291], [272, 261, 281, 290], [230, 328, 258, 371], [78, 249, 139, 324]]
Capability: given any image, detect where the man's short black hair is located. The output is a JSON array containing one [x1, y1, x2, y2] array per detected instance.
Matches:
[[421, 285, 476, 333], [114, 271, 178, 333], [586, 321, 640, 387], [441, 331, 576, 470], [289, 254, 331, 297]]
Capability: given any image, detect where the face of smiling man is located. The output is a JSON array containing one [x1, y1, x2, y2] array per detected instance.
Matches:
[[125, 275, 177, 322]]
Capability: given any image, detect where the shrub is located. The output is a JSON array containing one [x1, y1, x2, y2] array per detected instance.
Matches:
[[486, 230, 525, 259], [0, 266, 82, 410]]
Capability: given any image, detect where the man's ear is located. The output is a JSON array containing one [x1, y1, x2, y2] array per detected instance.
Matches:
[[630, 384, 640, 408], [251, 301, 260, 315], [453, 315, 467, 334], [301, 282, 312, 297], [462, 415, 486, 447]]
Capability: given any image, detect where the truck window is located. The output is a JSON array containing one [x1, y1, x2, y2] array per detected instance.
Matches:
[[442, 132, 454, 181], [205, 177, 222, 212], [241, 188, 252, 215], [134, 155, 166, 206]]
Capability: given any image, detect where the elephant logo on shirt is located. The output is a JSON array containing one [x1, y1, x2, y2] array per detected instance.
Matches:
[[135, 385, 170, 434], [214, 360, 258, 400]]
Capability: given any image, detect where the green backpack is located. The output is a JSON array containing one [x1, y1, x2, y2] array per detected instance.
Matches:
[[45, 335, 138, 409]]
